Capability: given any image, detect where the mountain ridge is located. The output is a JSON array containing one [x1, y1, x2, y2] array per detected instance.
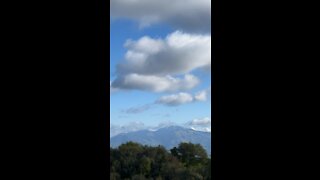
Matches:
[[110, 125, 211, 154]]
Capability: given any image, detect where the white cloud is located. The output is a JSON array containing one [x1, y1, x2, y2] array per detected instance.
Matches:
[[156, 86, 211, 106], [194, 87, 211, 102], [156, 92, 194, 106], [117, 31, 211, 76], [148, 121, 176, 131], [110, 121, 146, 137], [186, 117, 211, 132], [110, 31, 211, 93], [110, 0, 211, 33], [194, 90, 207, 101], [121, 87, 211, 113], [189, 117, 211, 126], [111, 121, 176, 137], [111, 73, 199, 93]]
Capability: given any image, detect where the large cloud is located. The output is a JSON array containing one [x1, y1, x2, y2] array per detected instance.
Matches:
[[112, 73, 199, 92], [117, 31, 211, 76], [110, 0, 211, 33], [110, 31, 211, 93]]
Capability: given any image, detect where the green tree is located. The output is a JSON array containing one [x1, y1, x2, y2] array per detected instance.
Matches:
[[139, 156, 152, 175], [160, 156, 186, 179], [110, 172, 120, 180], [110, 142, 211, 180], [172, 142, 208, 166], [131, 174, 147, 180]]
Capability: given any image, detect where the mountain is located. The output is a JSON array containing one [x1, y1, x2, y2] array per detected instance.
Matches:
[[110, 126, 211, 154]]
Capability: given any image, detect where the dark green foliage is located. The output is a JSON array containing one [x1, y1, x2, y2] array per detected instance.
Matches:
[[171, 142, 208, 167], [110, 141, 211, 180]]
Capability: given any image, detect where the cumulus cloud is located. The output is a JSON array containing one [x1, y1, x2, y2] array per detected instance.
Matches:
[[117, 31, 211, 76], [156, 93, 194, 106], [157, 87, 211, 106], [110, 31, 211, 93], [194, 87, 211, 102], [110, 0, 211, 33], [111, 73, 199, 93], [186, 117, 211, 132]]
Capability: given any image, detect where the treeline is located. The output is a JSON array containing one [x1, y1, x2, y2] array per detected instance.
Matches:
[[110, 142, 211, 180]]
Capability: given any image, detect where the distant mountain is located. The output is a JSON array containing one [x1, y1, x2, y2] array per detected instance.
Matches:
[[110, 126, 211, 154]]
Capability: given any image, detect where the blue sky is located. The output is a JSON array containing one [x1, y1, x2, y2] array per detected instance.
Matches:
[[110, 0, 211, 137]]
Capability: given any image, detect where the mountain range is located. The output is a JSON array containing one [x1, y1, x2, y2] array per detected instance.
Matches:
[[110, 126, 211, 155]]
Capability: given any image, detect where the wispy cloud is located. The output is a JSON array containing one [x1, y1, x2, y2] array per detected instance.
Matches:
[[122, 103, 154, 114], [112, 74, 199, 93], [110, 121, 177, 137], [122, 86, 211, 114], [110, 121, 146, 137]]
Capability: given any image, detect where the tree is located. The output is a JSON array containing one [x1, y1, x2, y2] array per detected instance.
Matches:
[[110, 142, 211, 179], [160, 156, 185, 179], [131, 174, 147, 180], [139, 156, 151, 176], [172, 142, 208, 166], [110, 172, 120, 180]]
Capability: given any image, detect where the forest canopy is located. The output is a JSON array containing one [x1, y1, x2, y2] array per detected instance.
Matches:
[[110, 142, 211, 180]]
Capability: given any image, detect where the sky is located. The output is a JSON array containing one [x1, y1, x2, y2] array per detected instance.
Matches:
[[110, 0, 211, 137]]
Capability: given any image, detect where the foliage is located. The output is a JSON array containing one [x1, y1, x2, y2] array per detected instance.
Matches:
[[110, 142, 211, 180]]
